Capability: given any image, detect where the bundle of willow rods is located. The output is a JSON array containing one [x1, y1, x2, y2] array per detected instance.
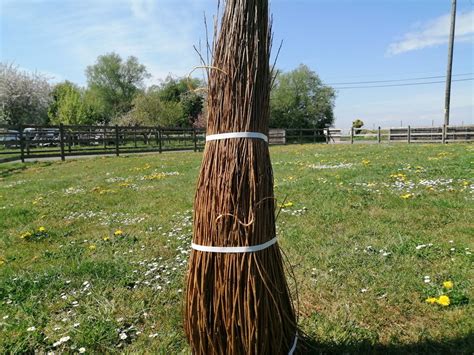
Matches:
[[184, 0, 297, 354]]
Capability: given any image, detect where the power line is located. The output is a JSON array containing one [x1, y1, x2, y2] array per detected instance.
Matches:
[[325, 72, 472, 85], [332, 77, 473, 90]]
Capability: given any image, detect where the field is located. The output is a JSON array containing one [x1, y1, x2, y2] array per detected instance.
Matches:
[[0, 143, 472, 354]]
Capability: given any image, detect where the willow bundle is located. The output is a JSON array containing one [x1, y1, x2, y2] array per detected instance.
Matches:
[[184, 0, 297, 354]]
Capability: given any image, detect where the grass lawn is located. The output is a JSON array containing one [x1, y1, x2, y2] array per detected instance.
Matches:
[[0, 143, 472, 354]]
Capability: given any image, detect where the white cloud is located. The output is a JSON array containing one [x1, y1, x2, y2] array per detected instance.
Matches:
[[387, 10, 474, 55], [129, 0, 155, 20]]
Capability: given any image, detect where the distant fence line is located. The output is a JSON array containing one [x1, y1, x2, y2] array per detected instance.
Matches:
[[0, 124, 472, 163]]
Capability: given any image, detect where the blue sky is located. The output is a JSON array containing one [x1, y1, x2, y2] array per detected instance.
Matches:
[[1, 0, 473, 128]]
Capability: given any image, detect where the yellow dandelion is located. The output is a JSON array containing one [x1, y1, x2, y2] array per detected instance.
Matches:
[[279, 202, 294, 208], [443, 281, 453, 289], [425, 297, 437, 304], [362, 159, 370, 165], [103, 236, 110, 241], [114, 229, 123, 236], [436, 295, 450, 306], [38, 226, 46, 233], [400, 193, 413, 199], [88, 244, 97, 251]]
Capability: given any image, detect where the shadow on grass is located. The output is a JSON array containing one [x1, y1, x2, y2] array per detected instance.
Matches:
[[0, 163, 28, 178], [299, 333, 474, 354], [0, 160, 56, 178]]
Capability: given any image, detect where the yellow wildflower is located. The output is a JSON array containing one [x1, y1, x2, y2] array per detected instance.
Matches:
[[362, 159, 370, 165], [38, 226, 46, 233], [0, 259, 5, 266], [425, 297, 437, 304], [144, 173, 166, 180], [103, 236, 110, 241], [400, 193, 413, 199], [20, 231, 32, 239], [443, 281, 453, 289], [279, 202, 294, 208], [436, 295, 450, 306], [88, 244, 97, 251], [114, 229, 123, 236]]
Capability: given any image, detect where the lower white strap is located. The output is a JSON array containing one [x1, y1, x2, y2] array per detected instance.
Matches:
[[191, 237, 277, 253], [288, 334, 298, 355], [206, 132, 268, 143]]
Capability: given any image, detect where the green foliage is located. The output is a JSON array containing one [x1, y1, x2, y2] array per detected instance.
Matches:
[[155, 76, 204, 126], [270, 64, 335, 129], [115, 89, 186, 127], [48, 81, 89, 125], [83, 88, 109, 124], [118, 77, 204, 127], [85, 53, 150, 123], [353, 119, 364, 134], [181, 91, 204, 126]]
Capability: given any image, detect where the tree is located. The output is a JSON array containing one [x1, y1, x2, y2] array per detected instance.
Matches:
[[115, 89, 185, 127], [270, 64, 335, 129], [352, 119, 364, 134], [155, 76, 204, 126], [48, 81, 89, 125], [85, 53, 150, 123], [82, 88, 109, 124], [0, 63, 51, 125]]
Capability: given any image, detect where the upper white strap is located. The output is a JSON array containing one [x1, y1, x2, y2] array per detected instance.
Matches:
[[206, 132, 268, 143], [191, 237, 277, 253]]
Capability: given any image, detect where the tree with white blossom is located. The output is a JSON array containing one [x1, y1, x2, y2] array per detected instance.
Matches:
[[0, 63, 52, 125]]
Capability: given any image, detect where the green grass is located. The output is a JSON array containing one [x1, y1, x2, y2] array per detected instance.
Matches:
[[0, 143, 473, 354]]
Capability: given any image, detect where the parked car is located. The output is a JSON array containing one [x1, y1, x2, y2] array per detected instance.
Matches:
[[24, 128, 60, 147], [0, 129, 20, 148]]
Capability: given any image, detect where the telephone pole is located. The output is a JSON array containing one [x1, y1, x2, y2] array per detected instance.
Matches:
[[444, 0, 457, 126]]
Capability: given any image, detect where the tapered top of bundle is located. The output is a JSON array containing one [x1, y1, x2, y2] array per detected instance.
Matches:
[[207, 0, 271, 135]]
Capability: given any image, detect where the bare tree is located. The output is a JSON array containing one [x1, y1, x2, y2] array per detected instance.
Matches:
[[0, 63, 52, 125]]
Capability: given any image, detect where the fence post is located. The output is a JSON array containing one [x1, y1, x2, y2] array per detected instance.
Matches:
[[377, 126, 381, 144], [158, 128, 162, 153], [59, 123, 65, 161], [350, 127, 354, 144], [442, 124, 447, 144], [155, 127, 159, 149], [25, 129, 30, 155], [68, 134, 72, 153], [19, 124, 25, 163], [133, 125, 137, 148], [325, 129, 329, 144], [115, 125, 120, 156], [193, 128, 198, 152], [407, 125, 411, 144], [103, 125, 107, 150]]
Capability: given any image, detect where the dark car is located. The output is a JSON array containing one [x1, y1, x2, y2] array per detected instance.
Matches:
[[0, 130, 20, 148]]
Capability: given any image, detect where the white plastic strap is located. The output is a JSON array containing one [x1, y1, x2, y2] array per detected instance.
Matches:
[[288, 334, 298, 355], [206, 132, 268, 143], [191, 237, 277, 253]]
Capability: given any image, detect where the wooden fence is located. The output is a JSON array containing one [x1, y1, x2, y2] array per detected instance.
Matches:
[[0, 124, 472, 163]]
